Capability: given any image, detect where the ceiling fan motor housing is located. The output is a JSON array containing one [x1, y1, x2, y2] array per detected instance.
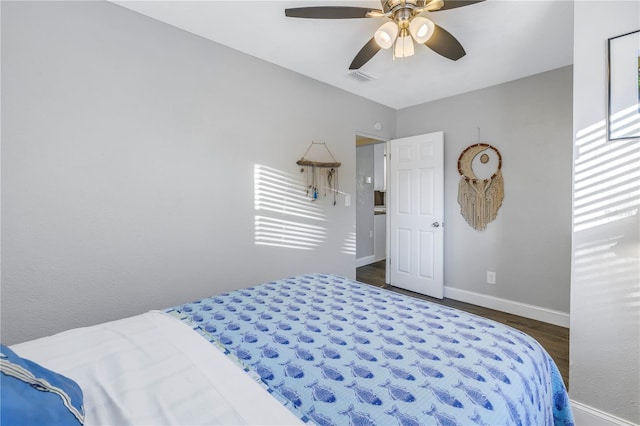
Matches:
[[381, 0, 444, 30], [382, 0, 423, 14], [381, 0, 442, 16]]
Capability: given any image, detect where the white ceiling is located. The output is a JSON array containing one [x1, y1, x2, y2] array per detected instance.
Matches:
[[112, 0, 574, 110]]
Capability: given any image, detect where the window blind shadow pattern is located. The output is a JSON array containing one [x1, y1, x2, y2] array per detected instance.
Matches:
[[254, 164, 327, 250], [341, 231, 356, 255], [574, 119, 639, 233], [573, 117, 639, 318], [609, 104, 640, 140]]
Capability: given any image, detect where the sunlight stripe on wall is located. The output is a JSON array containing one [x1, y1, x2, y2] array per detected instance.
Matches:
[[254, 164, 328, 250]]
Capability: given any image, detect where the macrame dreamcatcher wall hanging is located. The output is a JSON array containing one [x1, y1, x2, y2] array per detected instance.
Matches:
[[457, 143, 504, 230]]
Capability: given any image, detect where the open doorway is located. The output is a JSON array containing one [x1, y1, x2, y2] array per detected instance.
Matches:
[[355, 134, 387, 286]]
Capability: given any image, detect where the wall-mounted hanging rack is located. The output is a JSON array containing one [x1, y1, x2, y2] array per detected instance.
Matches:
[[296, 141, 341, 168], [296, 159, 342, 168], [297, 142, 341, 204]]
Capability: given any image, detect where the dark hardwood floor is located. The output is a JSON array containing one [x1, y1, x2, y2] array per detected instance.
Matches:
[[356, 260, 570, 390]]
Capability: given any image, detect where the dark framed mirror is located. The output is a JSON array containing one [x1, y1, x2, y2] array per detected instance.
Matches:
[[607, 29, 640, 141]]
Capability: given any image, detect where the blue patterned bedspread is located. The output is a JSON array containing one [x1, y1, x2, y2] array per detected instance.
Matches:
[[166, 273, 573, 426]]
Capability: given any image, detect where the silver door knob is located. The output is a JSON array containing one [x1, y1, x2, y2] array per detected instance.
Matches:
[[432, 222, 440, 228]]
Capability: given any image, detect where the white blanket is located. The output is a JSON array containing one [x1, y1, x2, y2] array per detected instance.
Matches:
[[12, 311, 303, 425]]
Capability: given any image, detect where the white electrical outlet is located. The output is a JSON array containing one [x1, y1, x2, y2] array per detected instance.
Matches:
[[345, 195, 351, 207], [487, 271, 496, 285]]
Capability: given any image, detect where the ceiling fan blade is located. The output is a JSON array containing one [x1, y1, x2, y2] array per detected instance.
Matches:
[[349, 38, 381, 70], [431, 0, 485, 11], [285, 7, 380, 19], [424, 24, 466, 61]]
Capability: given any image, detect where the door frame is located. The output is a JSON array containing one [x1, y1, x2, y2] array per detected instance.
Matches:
[[354, 133, 389, 269]]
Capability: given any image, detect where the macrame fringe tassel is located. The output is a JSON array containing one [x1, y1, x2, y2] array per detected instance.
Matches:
[[458, 171, 504, 230]]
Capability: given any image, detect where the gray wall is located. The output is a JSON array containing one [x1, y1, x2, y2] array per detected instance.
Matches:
[[1, 1, 395, 344], [396, 66, 573, 313], [571, 1, 639, 423]]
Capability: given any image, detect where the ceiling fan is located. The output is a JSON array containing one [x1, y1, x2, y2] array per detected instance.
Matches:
[[285, 0, 484, 69]]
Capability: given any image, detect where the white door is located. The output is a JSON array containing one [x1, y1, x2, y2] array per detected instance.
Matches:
[[387, 132, 444, 298]]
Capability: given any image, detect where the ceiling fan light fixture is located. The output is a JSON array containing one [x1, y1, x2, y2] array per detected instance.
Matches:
[[374, 21, 399, 49], [409, 16, 434, 44], [283, 0, 482, 68], [394, 29, 415, 58]]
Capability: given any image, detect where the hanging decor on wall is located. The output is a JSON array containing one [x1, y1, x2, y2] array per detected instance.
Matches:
[[607, 29, 640, 141], [457, 143, 504, 230], [297, 142, 341, 204]]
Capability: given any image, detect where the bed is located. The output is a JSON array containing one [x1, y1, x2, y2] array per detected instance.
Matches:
[[3, 273, 573, 425]]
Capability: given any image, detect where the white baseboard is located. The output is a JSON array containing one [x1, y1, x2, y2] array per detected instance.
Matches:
[[356, 255, 376, 268], [444, 286, 570, 328], [571, 399, 639, 426]]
